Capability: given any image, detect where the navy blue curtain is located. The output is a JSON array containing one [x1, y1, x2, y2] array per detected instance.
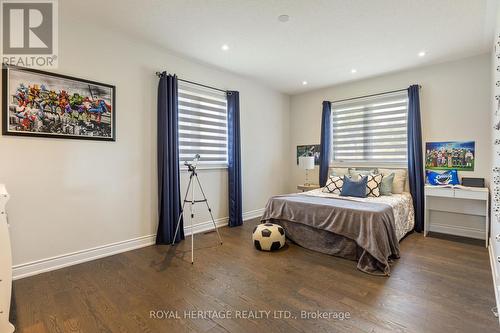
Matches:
[[407, 85, 424, 232], [227, 91, 243, 227], [156, 73, 184, 244], [319, 101, 331, 187]]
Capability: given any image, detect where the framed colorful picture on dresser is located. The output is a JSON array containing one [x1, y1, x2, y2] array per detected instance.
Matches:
[[2, 64, 116, 141]]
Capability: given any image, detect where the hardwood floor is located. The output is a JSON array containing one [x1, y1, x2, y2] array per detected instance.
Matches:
[[12, 218, 500, 333]]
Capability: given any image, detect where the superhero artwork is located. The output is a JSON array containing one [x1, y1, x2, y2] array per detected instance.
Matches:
[[2, 65, 115, 141]]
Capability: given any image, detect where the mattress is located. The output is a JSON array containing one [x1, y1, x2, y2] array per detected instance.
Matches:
[[301, 188, 415, 241]]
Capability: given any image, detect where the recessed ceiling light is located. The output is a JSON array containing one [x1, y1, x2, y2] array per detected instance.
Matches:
[[418, 51, 426, 57], [351, 69, 357, 74], [302, 81, 308, 85], [221, 44, 229, 51], [278, 14, 290, 22]]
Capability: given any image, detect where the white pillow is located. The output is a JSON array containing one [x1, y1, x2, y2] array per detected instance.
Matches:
[[331, 167, 350, 177], [349, 168, 377, 180], [378, 168, 407, 194], [323, 175, 344, 194], [360, 173, 383, 197]]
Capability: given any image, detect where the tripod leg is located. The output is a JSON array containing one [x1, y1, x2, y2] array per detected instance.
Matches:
[[191, 173, 195, 264], [195, 174, 223, 245], [172, 174, 193, 246]]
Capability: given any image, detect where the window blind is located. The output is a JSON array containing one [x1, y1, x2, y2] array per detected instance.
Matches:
[[178, 81, 228, 166], [331, 90, 408, 164]]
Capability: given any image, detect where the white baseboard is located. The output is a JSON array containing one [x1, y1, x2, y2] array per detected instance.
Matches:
[[243, 208, 265, 221], [12, 234, 157, 280], [12, 208, 264, 280]]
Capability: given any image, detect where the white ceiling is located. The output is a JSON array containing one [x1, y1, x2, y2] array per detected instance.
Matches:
[[68, 0, 497, 94]]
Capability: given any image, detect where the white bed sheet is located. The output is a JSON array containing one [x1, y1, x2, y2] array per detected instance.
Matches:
[[302, 189, 415, 241]]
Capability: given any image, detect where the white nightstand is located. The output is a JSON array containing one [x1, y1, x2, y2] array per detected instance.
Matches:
[[424, 185, 489, 247], [297, 184, 320, 192]]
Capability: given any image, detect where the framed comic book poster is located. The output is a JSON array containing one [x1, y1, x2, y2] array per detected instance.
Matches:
[[425, 141, 475, 171], [2, 64, 115, 141]]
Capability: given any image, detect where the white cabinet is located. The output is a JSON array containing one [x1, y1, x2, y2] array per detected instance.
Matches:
[[0, 185, 14, 333], [424, 185, 489, 247]]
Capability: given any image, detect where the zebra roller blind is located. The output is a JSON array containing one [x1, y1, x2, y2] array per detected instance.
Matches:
[[331, 90, 409, 164], [178, 81, 228, 166]]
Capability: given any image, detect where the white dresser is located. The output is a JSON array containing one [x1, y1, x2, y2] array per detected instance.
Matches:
[[424, 185, 489, 247], [0, 185, 14, 333]]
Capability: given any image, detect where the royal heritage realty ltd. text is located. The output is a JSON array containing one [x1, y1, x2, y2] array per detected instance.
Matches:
[[150, 310, 351, 321]]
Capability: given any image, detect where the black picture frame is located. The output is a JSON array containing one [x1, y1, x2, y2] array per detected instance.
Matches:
[[2, 64, 116, 141]]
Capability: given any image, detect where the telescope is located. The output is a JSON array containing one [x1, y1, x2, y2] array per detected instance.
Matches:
[[174, 153, 222, 263], [184, 153, 200, 171]]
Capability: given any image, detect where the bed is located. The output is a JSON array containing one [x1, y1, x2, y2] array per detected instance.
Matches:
[[261, 178, 414, 276]]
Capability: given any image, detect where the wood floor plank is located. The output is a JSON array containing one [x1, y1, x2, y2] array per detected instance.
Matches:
[[12, 218, 500, 333]]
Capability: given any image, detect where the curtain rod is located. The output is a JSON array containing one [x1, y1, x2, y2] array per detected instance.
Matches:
[[155, 71, 227, 93], [329, 85, 421, 104]]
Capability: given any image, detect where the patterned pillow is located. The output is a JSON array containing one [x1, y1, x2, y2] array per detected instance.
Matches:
[[358, 173, 383, 197], [323, 175, 344, 194]]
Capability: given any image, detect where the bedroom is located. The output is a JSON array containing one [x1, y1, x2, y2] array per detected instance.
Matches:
[[0, 0, 498, 332]]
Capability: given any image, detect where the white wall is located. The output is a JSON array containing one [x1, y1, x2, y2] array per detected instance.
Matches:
[[289, 54, 492, 192], [0, 6, 290, 269]]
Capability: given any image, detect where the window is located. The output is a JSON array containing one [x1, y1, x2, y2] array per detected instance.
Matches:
[[331, 90, 408, 165], [178, 81, 228, 166]]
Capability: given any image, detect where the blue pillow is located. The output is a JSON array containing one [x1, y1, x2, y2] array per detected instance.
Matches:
[[340, 176, 368, 198], [426, 169, 459, 186]]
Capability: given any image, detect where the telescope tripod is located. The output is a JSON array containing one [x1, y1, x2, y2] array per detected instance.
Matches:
[[172, 167, 223, 263]]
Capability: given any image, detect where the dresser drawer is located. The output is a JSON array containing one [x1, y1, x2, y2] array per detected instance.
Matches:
[[425, 187, 454, 198], [455, 189, 488, 200]]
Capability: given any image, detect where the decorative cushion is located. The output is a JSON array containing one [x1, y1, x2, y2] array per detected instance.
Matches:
[[349, 168, 377, 180], [252, 223, 285, 251], [331, 167, 350, 177], [360, 173, 383, 197], [426, 169, 460, 186], [340, 176, 368, 198], [379, 173, 395, 195], [323, 175, 344, 194], [378, 168, 407, 194]]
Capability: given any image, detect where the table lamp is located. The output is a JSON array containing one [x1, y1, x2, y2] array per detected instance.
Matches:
[[299, 156, 315, 186]]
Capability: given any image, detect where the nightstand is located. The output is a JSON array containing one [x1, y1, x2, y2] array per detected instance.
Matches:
[[297, 184, 320, 192]]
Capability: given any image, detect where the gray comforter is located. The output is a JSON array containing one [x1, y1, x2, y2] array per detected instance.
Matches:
[[261, 194, 400, 276]]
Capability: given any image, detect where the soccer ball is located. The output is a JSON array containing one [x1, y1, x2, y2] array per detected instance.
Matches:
[[252, 223, 285, 251]]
